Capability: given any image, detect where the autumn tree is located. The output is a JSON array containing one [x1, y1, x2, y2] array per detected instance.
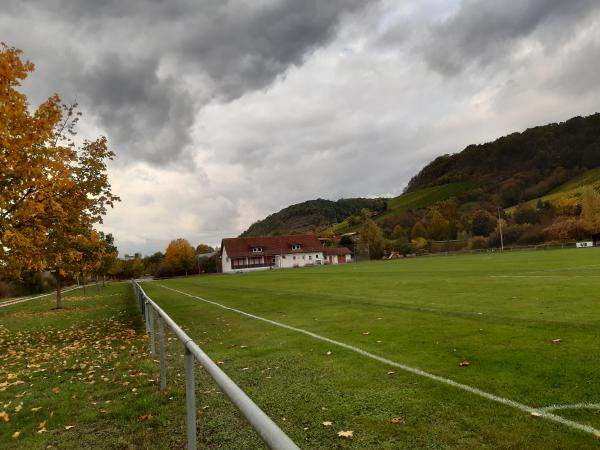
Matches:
[[426, 209, 450, 240], [0, 45, 119, 307], [470, 209, 496, 237], [97, 232, 118, 286], [195, 243, 215, 254], [165, 238, 196, 276], [581, 186, 600, 232], [360, 219, 384, 259]]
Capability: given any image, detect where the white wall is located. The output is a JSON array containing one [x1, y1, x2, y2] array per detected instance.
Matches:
[[222, 247, 325, 272], [276, 252, 324, 269], [221, 246, 232, 273]]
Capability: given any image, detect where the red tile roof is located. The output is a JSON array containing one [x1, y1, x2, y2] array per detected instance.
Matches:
[[221, 234, 324, 258]]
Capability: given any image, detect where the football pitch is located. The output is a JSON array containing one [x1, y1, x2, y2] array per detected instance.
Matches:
[[142, 248, 600, 449]]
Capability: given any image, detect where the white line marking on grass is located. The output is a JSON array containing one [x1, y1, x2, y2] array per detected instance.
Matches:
[[0, 286, 82, 309], [540, 403, 600, 412], [491, 275, 600, 278], [157, 284, 600, 437]]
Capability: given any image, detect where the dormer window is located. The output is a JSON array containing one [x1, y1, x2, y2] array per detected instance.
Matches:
[[252, 247, 263, 252], [291, 244, 301, 250]]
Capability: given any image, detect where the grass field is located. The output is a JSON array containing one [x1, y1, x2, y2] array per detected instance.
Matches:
[[0, 283, 192, 449], [140, 248, 600, 449]]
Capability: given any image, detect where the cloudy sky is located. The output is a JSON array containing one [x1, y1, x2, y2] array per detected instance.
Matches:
[[3, 0, 600, 255]]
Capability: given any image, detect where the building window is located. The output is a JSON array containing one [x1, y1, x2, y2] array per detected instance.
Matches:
[[315, 254, 319, 259], [293, 256, 296, 260], [309, 255, 312, 260], [252, 247, 262, 252], [282, 255, 286, 259], [292, 244, 301, 250]]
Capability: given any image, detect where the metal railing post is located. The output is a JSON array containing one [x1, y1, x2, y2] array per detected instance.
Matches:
[[158, 316, 167, 390], [148, 303, 155, 355], [144, 300, 150, 333], [185, 347, 197, 450]]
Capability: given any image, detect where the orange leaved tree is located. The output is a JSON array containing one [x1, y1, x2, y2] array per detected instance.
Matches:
[[0, 44, 119, 307], [165, 239, 196, 276]]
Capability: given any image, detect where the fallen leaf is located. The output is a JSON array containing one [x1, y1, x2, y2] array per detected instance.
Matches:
[[530, 411, 542, 417], [551, 338, 561, 344], [322, 421, 333, 426], [459, 360, 471, 367], [362, 332, 370, 335], [31, 406, 42, 412], [138, 414, 152, 422], [37, 427, 47, 434], [391, 417, 404, 424], [52, 387, 61, 394], [387, 371, 395, 375], [65, 425, 75, 430], [0, 411, 9, 422], [326, 351, 332, 356], [38, 420, 47, 429], [337, 430, 353, 438], [14, 404, 22, 412], [12, 431, 20, 439]]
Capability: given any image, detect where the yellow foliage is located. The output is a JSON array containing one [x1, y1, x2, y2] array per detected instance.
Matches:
[[0, 44, 119, 290]]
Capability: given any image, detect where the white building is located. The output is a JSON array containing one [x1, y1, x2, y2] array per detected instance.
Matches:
[[221, 235, 325, 273]]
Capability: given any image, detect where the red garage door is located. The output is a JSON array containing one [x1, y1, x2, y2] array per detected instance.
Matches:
[[337, 255, 345, 264]]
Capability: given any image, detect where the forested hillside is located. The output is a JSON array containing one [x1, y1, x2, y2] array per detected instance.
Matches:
[[407, 113, 600, 207], [241, 198, 387, 236]]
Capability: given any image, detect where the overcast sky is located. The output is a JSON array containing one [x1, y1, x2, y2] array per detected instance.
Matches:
[[3, 0, 600, 255]]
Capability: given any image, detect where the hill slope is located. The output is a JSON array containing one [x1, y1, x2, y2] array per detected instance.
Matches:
[[241, 112, 600, 240], [241, 198, 387, 236], [407, 113, 600, 206]]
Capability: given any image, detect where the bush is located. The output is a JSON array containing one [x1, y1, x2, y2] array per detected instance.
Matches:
[[517, 224, 544, 244], [411, 237, 429, 254], [22, 271, 56, 294], [469, 236, 488, 249], [514, 204, 541, 225]]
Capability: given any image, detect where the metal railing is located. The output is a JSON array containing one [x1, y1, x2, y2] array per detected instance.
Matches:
[[131, 280, 299, 450]]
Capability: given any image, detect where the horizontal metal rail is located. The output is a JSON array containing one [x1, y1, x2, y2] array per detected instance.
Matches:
[[131, 280, 299, 450]]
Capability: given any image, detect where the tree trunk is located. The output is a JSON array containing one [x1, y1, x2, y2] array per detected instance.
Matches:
[[55, 269, 62, 309], [82, 273, 86, 296], [102, 274, 106, 288]]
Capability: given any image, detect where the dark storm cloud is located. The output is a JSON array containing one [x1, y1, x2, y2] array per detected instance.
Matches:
[[419, 0, 600, 76], [179, 0, 368, 99], [2, 0, 370, 165], [73, 55, 196, 165]]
